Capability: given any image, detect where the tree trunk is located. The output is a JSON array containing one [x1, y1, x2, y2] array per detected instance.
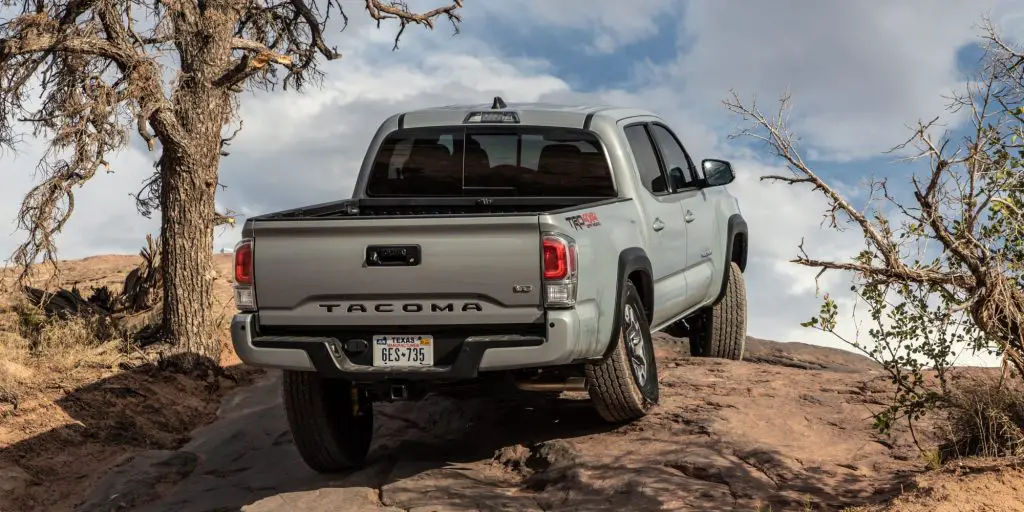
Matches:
[[159, 144, 220, 368], [157, 0, 239, 369]]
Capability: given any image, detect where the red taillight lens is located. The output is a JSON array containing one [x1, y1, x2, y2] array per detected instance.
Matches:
[[234, 240, 253, 285], [543, 238, 568, 280]]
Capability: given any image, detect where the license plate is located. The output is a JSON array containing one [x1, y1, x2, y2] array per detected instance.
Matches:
[[372, 335, 434, 367]]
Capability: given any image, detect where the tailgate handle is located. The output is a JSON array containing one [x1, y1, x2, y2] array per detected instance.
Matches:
[[366, 245, 421, 267]]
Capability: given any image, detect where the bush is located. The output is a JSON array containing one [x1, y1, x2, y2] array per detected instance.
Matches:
[[940, 376, 1024, 461]]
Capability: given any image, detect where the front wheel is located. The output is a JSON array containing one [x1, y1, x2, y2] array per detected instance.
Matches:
[[689, 261, 747, 360], [586, 280, 659, 422], [282, 371, 374, 473]]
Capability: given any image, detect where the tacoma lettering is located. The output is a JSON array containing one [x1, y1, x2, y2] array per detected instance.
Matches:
[[318, 302, 482, 313]]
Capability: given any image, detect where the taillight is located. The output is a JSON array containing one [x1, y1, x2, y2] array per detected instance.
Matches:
[[543, 239, 568, 280], [234, 239, 253, 284], [541, 233, 578, 308], [233, 239, 256, 311]]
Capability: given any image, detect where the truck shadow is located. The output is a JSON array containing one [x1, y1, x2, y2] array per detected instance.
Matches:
[[3, 362, 917, 512]]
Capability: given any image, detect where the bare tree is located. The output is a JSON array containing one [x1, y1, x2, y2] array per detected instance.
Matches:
[[0, 0, 464, 368], [723, 19, 1024, 385]]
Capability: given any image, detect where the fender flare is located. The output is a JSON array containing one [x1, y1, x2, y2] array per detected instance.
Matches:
[[599, 247, 653, 360], [712, 213, 748, 304]]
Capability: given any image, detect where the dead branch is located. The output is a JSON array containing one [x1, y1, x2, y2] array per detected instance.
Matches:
[[118, 233, 162, 312], [364, 0, 463, 50], [23, 284, 108, 318], [725, 90, 905, 270]]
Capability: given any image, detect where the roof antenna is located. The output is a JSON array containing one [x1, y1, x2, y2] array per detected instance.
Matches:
[[491, 96, 507, 110]]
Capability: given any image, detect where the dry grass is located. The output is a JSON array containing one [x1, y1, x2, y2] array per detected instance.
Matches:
[[0, 338, 30, 412], [940, 375, 1024, 462], [0, 297, 137, 414]]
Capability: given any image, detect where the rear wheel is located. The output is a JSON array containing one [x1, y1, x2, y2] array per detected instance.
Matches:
[[689, 261, 747, 360], [282, 370, 373, 473], [586, 280, 659, 422]]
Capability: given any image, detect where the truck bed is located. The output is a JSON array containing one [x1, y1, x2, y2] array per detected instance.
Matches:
[[254, 196, 622, 220]]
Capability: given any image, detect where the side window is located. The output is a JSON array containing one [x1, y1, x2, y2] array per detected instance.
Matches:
[[650, 124, 696, 190], [624, 124, 668, 195]]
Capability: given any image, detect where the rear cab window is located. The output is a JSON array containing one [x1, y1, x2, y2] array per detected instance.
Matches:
[[366, 126, 616, 197]]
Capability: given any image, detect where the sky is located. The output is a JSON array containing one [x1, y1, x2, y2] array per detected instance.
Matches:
[[2, 0, 1022, 365]]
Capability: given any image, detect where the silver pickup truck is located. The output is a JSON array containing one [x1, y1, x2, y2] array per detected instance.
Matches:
[[230, 98, 749, 473]]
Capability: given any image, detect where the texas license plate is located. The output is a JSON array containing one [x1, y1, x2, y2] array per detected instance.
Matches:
[[372, 335, 434, 367]]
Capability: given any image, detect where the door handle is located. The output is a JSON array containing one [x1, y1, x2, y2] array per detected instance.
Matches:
[[684, 210, 695, 223], [652, 218, 665, 232]]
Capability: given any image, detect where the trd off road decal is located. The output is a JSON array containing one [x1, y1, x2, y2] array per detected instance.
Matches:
[[566, 212, 601, 230]]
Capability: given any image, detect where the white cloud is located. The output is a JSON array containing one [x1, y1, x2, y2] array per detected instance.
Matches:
[[475, 0, 679, 54], [646, 0, 1012, 162]]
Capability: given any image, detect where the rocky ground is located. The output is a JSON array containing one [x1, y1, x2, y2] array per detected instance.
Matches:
[[75, 336, 931, 512], [2, 255, 1022, 512]]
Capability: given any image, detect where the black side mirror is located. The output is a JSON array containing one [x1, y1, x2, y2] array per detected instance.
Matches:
[[701, 159, 735, 187]]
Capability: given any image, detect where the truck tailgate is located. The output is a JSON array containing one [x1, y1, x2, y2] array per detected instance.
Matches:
[[251, 215, 544, 326]]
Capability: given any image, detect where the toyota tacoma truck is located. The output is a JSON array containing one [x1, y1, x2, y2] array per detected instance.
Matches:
[[230, 97, 749, 473]]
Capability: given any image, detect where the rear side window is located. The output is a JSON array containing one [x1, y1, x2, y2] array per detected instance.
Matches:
[[624, 124, 668, 195], [366, 126, 616, 197]]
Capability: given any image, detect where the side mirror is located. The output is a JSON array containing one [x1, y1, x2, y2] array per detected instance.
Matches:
[[702, 159, 735, 187]]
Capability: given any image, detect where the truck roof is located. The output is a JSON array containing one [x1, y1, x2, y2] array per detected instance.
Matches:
[[390, 99, 660, 131]]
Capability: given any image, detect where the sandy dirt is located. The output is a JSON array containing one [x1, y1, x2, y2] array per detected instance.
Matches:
[[2, 254, 1023, 512], [871, 458, 1024, 512]]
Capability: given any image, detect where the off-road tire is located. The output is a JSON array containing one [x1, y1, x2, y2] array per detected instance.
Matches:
[[690, 261, 747, 360], [282, 370, 373, 473], [586, 280, 659, 422]]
